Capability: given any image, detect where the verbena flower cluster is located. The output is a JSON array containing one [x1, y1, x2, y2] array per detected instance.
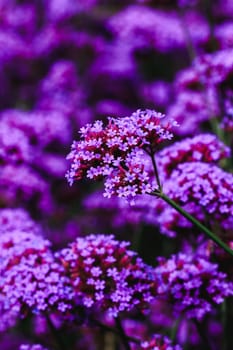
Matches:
[[58, 234, 156, 317], [154, 253, 233, 320], [66, 109, 178, 200], [157, 134, 230, 177], [164, 162, 233, 220], [141, 334, 182, 350], [0, 229, 73, 317]]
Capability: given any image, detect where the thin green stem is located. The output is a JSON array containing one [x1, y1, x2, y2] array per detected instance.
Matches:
[[149, 150, 162, 192], [170, 317, 181, 342], [151, 191, 233, 258]]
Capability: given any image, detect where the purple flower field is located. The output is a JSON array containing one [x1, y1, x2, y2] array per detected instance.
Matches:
[[0, 0, 233, 349]]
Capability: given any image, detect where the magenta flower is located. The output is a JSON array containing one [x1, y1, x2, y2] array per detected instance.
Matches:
[[66, 109, 178, 200], [157, 134, 230, 178], [164, 162, 233, 221], [154, 253, 233, 320], [19, 345, 49, 350], [0, 230, 73, 317], [140, 334, 182, 350], [58, 234, 156, 317]]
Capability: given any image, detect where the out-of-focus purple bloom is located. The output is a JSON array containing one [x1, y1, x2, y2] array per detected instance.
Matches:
[[0, 208, 40, 234], [154, 253, 233, 319], [83, 189, 166, 234], [0, 164, 54, 213], [0, 122, 32, 164], [140, 81, 171, 110], [0, 230, 74, 316], [108, 6, 209, 53], [194, 49, 233, 85], [214, 22, 233, 49], [19, 344, 49, 350], [167, 89, 219, 136], [140, 334, 182, 350], [46, 0, 98, 22], [164, 162, 233, 220], [58, 234, 156, 317], [157, 134, 230, 177], [1, 109, 71, 148]]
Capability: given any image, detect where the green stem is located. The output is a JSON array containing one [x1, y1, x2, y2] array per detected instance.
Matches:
[[170, 317, 181, 342], [149, 150, 162, 192], [153, 192, 233, 258]]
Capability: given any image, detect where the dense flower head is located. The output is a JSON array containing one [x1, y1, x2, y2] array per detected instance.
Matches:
[[0, 208, 40, 235], [1, 109, 71, 148], [141, 334, 182, 350], [164, 162, 233, 220], [157, 134, 230, 177], [58, 234, 156, 317], [167, 89, 219, 136], [19, 345, 49, 350], [66, 109, 178, 200], [154, 253, 233, 319], [0, 122, 32, 165], [108, 6, 209, 53], [194, 49, 233, 86], [0, 164, 54, 213], [0, 230, 73, 315]]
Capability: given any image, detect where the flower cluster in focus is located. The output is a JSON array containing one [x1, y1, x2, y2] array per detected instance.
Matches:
[[154, 253, 233, 320], [66, 109, 178, 200], [58, 234, 156, 317]]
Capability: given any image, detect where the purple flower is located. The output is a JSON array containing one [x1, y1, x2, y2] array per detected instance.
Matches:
[[154, 253, 233, 319], [66, 109, 178, 200], [0, 122, 32, 165], [157, 134, 230, 177], [140, 334, 182, 350], [108, 5, 208, 53], [0, 208, 40, 234], [164, 162, 233, 221], [58, 234, 156, 317], [0, 230, 73, 317], [0, 164, 54, 213], [19, 345, 49, 350]]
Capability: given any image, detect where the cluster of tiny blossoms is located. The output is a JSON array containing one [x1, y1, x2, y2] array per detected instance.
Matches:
[[66, 109, 178, 200], [141, 334, 182, 350], [164, 162, 233, 220], [154, 253, 233, 320], [157, 133, 230, 178], [0, 230, 73, 316], [58, 234, 156, 317]]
